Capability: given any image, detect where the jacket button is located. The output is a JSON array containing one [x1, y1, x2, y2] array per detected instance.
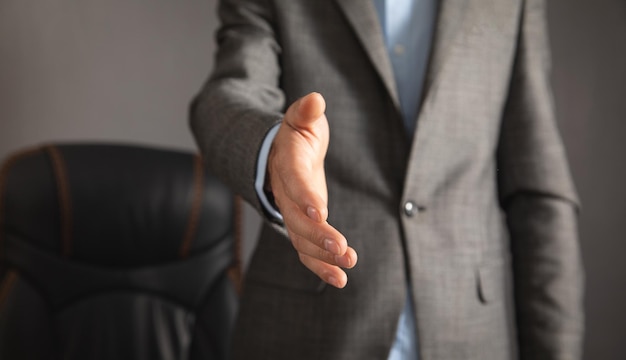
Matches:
[[403, 201, 421, 217]]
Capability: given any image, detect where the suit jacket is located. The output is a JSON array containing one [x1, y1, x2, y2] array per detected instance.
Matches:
[[190, 0, 584, 359]]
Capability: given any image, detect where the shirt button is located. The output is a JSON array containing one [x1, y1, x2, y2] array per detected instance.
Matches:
[[403, 201, 420, 217]]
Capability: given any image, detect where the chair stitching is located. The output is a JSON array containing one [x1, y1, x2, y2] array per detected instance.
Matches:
[[0, 147, 43, 264], [179, 155, 205, 259], [44, 145, 73, 259]]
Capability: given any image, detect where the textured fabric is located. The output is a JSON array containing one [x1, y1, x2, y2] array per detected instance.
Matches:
[[190, 0, 584, 359]]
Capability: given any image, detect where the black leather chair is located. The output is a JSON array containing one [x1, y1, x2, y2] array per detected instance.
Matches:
[[0, 143, 239, 360]]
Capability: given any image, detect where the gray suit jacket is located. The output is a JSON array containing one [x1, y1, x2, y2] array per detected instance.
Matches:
[[190, 0, 584, 359]]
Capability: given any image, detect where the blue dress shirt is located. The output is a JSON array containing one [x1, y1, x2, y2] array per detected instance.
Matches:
[[373, 0, 436, 135]]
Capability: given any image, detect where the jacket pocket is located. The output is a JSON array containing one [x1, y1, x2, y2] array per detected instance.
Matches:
[[476, 257, 509, 304]]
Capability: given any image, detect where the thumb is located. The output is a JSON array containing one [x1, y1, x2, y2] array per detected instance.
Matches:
[[275, 92, 330, 222], [285, 92, 326, 131]]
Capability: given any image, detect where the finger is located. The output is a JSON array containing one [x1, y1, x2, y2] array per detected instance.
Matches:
[[343, 247, 358, 268], [273, 182, 355, 269], [288, 231, 357, 269], [298, 253, 348, 289], [281, 202, 347, 255]]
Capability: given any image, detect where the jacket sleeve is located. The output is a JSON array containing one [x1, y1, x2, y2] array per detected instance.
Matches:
[[497, 0, 585, 358], [189, 0, 285, 212]]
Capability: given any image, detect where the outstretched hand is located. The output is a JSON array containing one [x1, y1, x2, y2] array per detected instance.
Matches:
[[268, 92, 357, 288]]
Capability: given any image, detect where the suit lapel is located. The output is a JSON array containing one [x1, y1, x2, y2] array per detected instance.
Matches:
[[422, 0, 470, 97], [334, 0, 400, 109], [335, 0, 469, 119]]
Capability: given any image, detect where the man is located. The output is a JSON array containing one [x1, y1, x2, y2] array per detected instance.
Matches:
[[190, 0, 584, 359]]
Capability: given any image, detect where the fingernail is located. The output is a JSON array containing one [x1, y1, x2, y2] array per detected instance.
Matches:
[[328, 276, 340, 288], [307, 206, 321, 222], [335, 255, 352, 268], [324, 239, 341, 255]]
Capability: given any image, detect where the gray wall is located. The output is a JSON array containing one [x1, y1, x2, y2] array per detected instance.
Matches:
[[548, 1, 626, 358], [0, 1, 624, 358], [0, 0, 216, 154]]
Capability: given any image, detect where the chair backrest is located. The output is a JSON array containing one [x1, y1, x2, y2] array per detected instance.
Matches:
[[0, 143, 238, 360]]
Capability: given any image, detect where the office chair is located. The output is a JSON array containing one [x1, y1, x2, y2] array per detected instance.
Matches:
[[0, 143, 240, 360]]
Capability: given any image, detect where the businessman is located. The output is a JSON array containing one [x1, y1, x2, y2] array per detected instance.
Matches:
[[190, 0, 584, 359]]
